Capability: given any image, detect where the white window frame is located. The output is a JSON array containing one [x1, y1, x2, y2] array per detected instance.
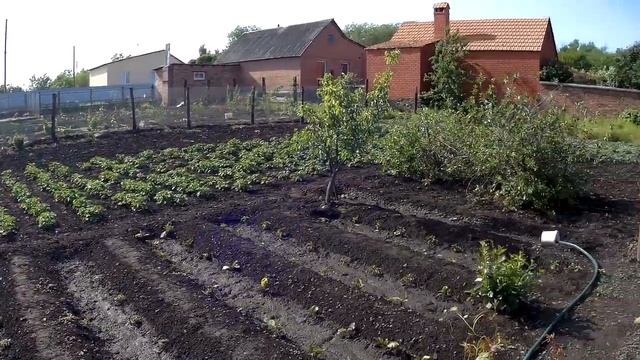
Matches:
[[122, 71, 130, 84], [193, 71, 206, 81], [340, 62, 349, 74]]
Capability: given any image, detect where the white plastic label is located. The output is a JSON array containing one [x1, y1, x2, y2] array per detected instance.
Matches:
[[541, 230, 560, 245]]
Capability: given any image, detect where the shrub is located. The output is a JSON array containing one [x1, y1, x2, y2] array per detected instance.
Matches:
[[621, 109, 640, 126], [540, 60, 573, 83], [472, 241, 536, 313], [378, 94, 584, 210]]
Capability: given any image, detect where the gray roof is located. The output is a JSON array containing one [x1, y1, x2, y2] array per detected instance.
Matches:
[[217, 19, 334, 64]]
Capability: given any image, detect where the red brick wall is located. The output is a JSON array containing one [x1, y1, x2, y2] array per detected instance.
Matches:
[[541, 82, 640, 116], [238, 57, 301, 90], [465, 51, 542, 96], [301, 21, 366, 87], [540, 23, 558, 66], [367, 47, 425, 99], [155, 64, 240, 105]]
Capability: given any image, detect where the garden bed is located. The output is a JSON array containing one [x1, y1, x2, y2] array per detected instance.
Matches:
[[0, 124, 638, 359]]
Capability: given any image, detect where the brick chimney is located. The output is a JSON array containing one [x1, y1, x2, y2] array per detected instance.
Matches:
[[433, 2, 450, 40]]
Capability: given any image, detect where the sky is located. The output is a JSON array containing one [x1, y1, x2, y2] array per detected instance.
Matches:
[[1, 0, 639, 88]]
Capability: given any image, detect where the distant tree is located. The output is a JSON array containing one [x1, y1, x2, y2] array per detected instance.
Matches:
[[110, 53, 130, 62], [343, 23, 398, 47], [614, 42, 640, 90], [0, 84, 23, 93], [28, 74, 52, 91], [189, 45, 222, 64], [50, 70, 75, 88], [424, 30, 468, 108], [75, 69, 90, 87], [227, 25, 261, 48], [558, 39, 617, 71]]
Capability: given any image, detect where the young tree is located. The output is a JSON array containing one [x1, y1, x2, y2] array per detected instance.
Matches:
[[298, 51, 397, 204], [343, 23, 398, 47], [424, 30, 468, 108]]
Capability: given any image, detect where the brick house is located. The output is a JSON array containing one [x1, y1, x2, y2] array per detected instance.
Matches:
[[216, 19, 366, 88], [154, 64, 241, 105], [366, 2, 558, 99]]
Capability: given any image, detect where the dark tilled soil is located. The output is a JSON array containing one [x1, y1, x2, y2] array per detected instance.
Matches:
[[0, 124, 638, 360]]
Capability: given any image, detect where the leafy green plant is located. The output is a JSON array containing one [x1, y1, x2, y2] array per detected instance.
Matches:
[[0, 208, 18, 236], [379, 91, 584, 210], [112, 191, 148, 212], [25, 164, 104, 222], [621, 109, 640, 126], [12, 136, 25, 151], [1, 170, 57, 230], [471, 241, 536, 313], [297, 55, 394, 203], [424, 29, 468, 108]]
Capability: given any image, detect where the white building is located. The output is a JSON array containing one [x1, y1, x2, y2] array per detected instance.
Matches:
[[88, 49, 183, 87]]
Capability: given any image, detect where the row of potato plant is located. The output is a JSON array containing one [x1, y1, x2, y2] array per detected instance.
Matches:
[[0, 207, 18, 236], [47, 162, 112, 199], [24, 164, 105, 223], [1, 170, 57, 229]]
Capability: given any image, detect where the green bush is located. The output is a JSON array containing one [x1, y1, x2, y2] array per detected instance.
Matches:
[[378, 95, 584, 210], [621, 109, 640, 126], [472, 241, 536, 313], [540, 60, 573, 83], [12, 136, 25, 151]]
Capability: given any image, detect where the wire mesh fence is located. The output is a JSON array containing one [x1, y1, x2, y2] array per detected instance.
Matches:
[[0, 84, 319, 147]]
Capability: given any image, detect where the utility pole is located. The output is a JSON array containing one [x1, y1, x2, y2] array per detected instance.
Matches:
[[3, 19, 7, 93], [72, 45, 76, 87]]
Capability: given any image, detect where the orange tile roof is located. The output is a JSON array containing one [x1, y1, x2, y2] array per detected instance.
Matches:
[[433, 2, 450, 8], [367, 18, 550, 51]]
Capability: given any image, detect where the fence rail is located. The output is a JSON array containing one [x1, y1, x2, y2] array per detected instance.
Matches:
[[0, 84, 156, 115], [0, 84, 322, 147]]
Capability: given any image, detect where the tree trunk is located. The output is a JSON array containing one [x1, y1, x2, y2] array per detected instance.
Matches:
[[325, 168, 339, 205]]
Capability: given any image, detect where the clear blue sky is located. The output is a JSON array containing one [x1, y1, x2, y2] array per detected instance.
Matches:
[[2, 0, 639, 87]]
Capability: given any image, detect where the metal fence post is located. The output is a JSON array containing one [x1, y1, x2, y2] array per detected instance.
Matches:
[[250, 86, 256, 125], [186, 86, 191, 129], [51, 93, 57, 142], [292, 77, 298, 104], [130, 87, 137, 131], [300, 86, 305, 124], [121, 86, 125, 102], [414, 87, 418, 113]]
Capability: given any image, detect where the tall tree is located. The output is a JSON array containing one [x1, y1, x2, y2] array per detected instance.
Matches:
[[227, 25, 261, 48], [614, 42, 640, 90], [189, 45, 221, 65], [28, 74, 52, 91], [343, 23, 398, 47], [424, 30, 468, 108]]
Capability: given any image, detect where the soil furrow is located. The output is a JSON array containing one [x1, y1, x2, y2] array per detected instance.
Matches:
[[232, 224, 469, 315], [190, 223, 523, 358], [9, 255, 74, 360], [59, 260, 174, 360], [100, 236, 306, 360], [148, 236, 390, 360], [245, 208, 475, 301]]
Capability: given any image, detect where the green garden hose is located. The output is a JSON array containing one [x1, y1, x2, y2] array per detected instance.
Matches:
[[522, 240, 599, 360]]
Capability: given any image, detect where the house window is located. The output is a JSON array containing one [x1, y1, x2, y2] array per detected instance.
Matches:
[[193, 71, 206, 81], [328, 34, 335, 44], [316, 61, 327, 82], [340, 63, 349, 74], [122, 71, 130, 84]]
